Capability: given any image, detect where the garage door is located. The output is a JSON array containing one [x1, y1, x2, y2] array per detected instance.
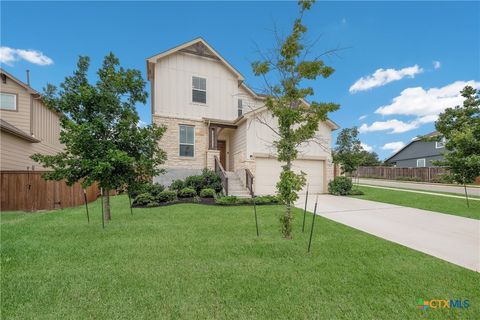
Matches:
[[254, 158, 324, 195]]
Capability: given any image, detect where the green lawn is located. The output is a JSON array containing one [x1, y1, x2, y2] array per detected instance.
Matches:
[[1, 196, 478, 319], [352, 185, 480, 220]]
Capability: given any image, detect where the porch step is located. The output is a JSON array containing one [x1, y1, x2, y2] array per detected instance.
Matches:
[[225, 171, 252, 198]]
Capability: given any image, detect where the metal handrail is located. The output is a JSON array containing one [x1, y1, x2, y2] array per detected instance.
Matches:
[[214, 155, 228, 195], [245, 168, 254, 196]]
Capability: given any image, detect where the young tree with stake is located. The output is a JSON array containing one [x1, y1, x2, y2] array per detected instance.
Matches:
[[433, 85, 480, 207], [32, 53, 166, 221], [251, 0, 339, 238]]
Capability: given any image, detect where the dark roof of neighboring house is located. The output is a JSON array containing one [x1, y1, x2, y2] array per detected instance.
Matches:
[[0, 119, 40, 143], [385, 131, 440, 162]]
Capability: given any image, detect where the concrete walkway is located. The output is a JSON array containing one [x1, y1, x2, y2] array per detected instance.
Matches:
[[295, 195, 480, 272], [358, 178, 480, 197]]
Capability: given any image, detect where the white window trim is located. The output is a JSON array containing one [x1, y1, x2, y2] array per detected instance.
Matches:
[[191, 75, 207, 105], [435, 138, 446, 149], [0, 92, 17, 111], [179, 125, 195, 158], [416, 158, 426, 167]]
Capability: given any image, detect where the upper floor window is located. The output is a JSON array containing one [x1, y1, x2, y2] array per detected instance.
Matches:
[[416, 158, 426, 167], [192, 76, 206, 104], [435, 137, 446, 149], [179, 125, 195, 157], [0, 93, 17, 111], [238, 99, 243, 117]]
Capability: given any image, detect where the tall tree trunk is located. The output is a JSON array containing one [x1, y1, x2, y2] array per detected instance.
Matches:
[[282, 160, 293, 239], [102, 188, 112, 221]]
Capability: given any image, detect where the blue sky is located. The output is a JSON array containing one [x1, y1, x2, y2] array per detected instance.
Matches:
[[2, 1, 479, 160]]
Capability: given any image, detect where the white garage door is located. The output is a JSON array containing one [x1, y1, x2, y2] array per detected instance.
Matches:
[[255, 158, 324, 195]]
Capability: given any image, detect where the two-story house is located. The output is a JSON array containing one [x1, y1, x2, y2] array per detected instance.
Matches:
[[0, 68, 63, 171], [385, 131, 446, 167], [146, 38, 338, 196]]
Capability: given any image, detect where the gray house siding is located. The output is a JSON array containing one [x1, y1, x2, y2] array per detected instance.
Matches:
[[386, 140, 446, 168], [395, 155, 444, 168]]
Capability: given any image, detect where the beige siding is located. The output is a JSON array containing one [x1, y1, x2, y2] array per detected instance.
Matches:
[[0, 78, 31, 133], [0, 132, 63, 171], [154, 52, 260, 120], [32, 98, 62, 145], [229, 120, 247, 170]]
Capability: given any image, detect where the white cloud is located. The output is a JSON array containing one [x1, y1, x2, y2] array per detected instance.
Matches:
[[382, 141, 406, 152], [349, 65, 423, 93], [0, 47, 16, 65], [433, 61, 441, 69], [361, 143, 373, 152], [358, 114, 436, 134], [358, 115, 367, 121], [359, 119, 418, 134], [137, 120, 148, 128], [375, 80, 480, 117], [0, 47, 53, 66]]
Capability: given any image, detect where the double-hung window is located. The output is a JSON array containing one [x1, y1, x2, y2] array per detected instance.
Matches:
[[192, 76, 206, 104], [179, 125, 195, 157], [0, 93, 17, 111], [416, 158, 426, 167], [238, 99, 243, 117]]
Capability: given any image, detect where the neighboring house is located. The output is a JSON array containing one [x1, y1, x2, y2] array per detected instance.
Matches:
[[146, 38, 338, 196], [385, 131, 446, 168], [0, 68, 63, 171]]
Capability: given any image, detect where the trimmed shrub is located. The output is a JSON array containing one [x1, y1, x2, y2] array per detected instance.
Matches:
[[157, 190, 177, 203], [146, 201, 160, 208], [215, 196, 238, 205], [178, 187, 197, 198], [201, 169, 223, 192], [254, 195, 281, 205], [185, 175, 204, 193], [128, 182, 151, 199], [133, 193, 155, 206], [148, 183, 165, 198], [328, 176, 353, 196], [199, 188, 216, 198], [169, 179, 185, 192], [129, 182, 165, 199]]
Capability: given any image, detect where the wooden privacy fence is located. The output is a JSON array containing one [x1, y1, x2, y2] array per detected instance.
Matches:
[[356, 166, 448, 182], [1, 171, 99, 212]]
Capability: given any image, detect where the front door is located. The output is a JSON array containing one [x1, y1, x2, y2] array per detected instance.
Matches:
[[217, 140, 226, 169]]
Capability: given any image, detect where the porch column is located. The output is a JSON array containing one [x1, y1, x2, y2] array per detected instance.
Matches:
[[208, 126, 218, 150]]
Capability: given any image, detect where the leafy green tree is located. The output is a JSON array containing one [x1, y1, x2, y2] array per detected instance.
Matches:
[[333, 127, 363, 176], [358, 150, 381, 167], [252, 0, 339, 238], [433, 85, 480, 207], [32, 53, 166, 220]]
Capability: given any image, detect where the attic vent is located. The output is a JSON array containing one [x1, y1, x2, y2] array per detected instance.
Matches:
[[1, 74, 6, 84]]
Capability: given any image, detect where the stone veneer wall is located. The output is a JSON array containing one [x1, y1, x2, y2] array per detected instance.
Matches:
[[153, 115, 208, 185]]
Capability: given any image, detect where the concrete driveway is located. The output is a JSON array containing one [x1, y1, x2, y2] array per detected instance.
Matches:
[[358, 178, 480, 197], [295, 194, 480, 272]]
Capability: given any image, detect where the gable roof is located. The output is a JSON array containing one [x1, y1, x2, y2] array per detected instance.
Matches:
[[147, 37, 245, 84], [239, 104, 339, 131], [384, 131, 441, 162], [0, 68, 39, 95]]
